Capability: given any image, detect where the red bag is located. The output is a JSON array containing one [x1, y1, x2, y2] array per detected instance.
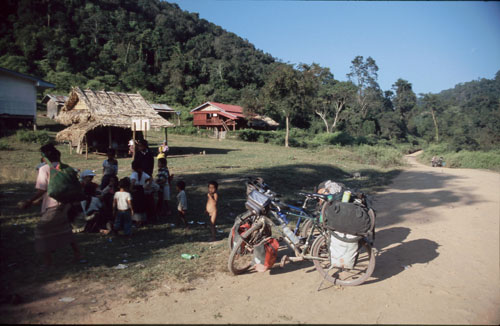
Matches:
[[231, 223, 251, 249], [253, 238, 279, 272]]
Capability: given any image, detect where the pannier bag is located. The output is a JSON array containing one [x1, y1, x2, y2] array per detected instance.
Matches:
[[44, 156, 85, 203], [231, 222, 251, 249], [245, 189, 272, 215], [253, 238, 279, 272], [321, 201, 371, 235], [330, 232, 359, 269]]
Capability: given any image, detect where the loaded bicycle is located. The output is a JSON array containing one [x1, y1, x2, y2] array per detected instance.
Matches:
[[227, 177, 377, 286]]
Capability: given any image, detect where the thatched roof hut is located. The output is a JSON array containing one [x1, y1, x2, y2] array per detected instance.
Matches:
[[56, 87, 174, 154]]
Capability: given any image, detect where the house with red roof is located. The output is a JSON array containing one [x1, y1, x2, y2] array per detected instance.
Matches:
[[190, 101, 246, 131]]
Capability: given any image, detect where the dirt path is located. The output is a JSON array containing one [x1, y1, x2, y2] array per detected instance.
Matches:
[[3, 152, 499, 324]]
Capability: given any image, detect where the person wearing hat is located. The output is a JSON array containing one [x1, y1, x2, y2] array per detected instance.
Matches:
[[135, 139, 154, 177], [80, 170, 100, 194]]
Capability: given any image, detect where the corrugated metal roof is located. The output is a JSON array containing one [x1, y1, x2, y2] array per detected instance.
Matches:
[[42, 94, 68, 104], [151, 103, 175, 112], [190, 101, 245, 119], [0, 67, 55, 89]]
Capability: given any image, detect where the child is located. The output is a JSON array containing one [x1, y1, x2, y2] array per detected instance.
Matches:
[[156, 158, 172, 219], [113, 177, 134, 236], [101, 148, 118, 189], [130, 160, 150, 227], [176, 180, 188, 228], [100, 175, 119, 234], [80, 183, 103, 233], [206, 181, 219, 241]]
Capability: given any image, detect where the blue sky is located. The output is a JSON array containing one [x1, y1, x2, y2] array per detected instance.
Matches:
[[172, 0, 500, 95]]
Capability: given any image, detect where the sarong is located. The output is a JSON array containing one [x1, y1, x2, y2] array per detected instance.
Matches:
[[34, 204, 74, 253]]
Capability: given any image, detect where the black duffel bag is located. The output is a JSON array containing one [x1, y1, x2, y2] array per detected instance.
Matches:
[[321, 201, 372, 235]]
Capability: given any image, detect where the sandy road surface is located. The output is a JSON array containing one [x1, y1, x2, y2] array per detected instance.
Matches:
[[2, 153, 499, 324]]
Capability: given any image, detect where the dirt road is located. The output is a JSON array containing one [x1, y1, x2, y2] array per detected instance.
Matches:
[[3, 152, 499, 324]]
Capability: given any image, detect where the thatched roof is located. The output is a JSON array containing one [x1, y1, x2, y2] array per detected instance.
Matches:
[[56, 87, 173, 128]]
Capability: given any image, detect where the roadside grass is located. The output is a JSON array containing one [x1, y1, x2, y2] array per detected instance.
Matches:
[[1, 114, 403, 299], [418, 143, 500, 172]]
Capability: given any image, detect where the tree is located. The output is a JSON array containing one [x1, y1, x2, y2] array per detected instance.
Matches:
[[421, 93, 443, 142], [263, 64, 303, 147], [392, 79, 416, 121], [347, 56, 380, 118]]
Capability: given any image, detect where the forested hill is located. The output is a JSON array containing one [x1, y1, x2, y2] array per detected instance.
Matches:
[[0, 0, 276, 106]]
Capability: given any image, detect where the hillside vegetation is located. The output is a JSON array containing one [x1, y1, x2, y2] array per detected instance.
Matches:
[[1, 0, 499, 167]]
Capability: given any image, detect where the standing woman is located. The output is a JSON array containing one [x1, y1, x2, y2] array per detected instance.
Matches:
[[129, 160, 150, 228], [18, 144, 82, 266]]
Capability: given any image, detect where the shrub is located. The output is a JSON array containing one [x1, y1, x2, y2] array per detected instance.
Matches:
[[312, 131, 355, 147], [354, 145, 404, 168], [15, 130, 51, 145], [0, 139, 13, 150]]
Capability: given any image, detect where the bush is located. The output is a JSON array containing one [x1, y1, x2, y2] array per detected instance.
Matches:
[[0, 139, 13, 150], [169, 126, 198, 135], [311, 131, 354, 147], [354, 145, 404, 168], [16, 130, 51, 145]]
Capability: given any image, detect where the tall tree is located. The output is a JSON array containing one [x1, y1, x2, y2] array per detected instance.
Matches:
[[263, 64, 303, 147], [392, 78, 417, 123], [347, 56, 380, 118], [421, 93, 443, 142]]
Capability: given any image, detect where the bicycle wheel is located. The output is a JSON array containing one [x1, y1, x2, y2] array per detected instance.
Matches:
[[227, 211, 256, 251], [227, 222, 263, 275], [299, 219, 321, 239], [311, 234, 375, 286]]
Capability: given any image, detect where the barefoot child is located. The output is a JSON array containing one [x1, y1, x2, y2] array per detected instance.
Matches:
[[206, 181, 219, 241], [156, 158, 172, 219], [176, 180, 188, 228], [113, 178, 134, 235]]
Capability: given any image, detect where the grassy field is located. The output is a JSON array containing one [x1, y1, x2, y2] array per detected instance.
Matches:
[[417, 143, 500, 172], [0, 115, 404, 299]]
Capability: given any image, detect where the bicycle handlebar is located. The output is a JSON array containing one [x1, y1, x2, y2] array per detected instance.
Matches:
[[298, 192, 331, 201]]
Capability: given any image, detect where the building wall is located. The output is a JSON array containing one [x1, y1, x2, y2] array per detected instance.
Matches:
[[47, 100, 58, 119], [0, 72, 37, 119]]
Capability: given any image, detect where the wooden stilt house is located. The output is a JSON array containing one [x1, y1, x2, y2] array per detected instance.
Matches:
[[55, 87, 174, 154], [190, 102, 246, 132]]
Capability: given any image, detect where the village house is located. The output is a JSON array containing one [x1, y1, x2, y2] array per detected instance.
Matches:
[[55, 87, 174, 155], [190, 101, 279, 134], [0, 67, 55, 130], [190, 101, 246, 132], [42, 94, 68, 119]]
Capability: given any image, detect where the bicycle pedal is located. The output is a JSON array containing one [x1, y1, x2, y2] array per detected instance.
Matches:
[[280, 255, 288, 268]]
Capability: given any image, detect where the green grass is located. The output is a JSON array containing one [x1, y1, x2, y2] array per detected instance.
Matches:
[[0, 114, 403, 299], [419, 143, 500, 172]]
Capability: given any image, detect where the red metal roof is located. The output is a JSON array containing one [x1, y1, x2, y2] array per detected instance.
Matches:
[[190, 101, 245, 119]]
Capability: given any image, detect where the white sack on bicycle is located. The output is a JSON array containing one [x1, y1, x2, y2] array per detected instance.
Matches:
[[330, 232, 359, 269]]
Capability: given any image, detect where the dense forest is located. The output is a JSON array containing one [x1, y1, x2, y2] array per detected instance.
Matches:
[[1, 0, 499, 150]]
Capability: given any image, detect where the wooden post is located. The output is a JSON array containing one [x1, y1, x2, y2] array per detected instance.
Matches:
[[144, 121, 147, 140], [108, 127, 112, 149], [132, 122, 136, 160], [69, 141, 72, 155], [85, 135, 88, 160]]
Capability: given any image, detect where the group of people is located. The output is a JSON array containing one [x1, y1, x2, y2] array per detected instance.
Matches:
[[19, 140, 220, 268]]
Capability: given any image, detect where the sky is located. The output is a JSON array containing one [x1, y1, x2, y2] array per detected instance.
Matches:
[[172, 0, 500, 95]]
